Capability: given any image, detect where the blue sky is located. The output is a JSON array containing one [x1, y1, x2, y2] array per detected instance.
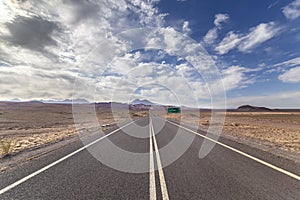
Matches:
[[159, 0, 300, 97], [0, 0, 300, 108]]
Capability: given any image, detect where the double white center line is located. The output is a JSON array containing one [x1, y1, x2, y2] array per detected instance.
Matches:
[[149, 117, 157, 200], [149, 117, 170, 200]]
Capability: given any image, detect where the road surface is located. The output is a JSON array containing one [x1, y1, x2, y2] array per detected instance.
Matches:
[[0, 116, 299, 199]]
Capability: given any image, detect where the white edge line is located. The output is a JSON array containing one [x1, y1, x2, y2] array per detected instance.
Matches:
[[0, 120, 137, 195], [167, 120, 300, 181], [149, 118, 156, 200], [150, 117, 170, 200]]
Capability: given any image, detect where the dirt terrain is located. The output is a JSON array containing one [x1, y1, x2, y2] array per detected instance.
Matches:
[[165, 110, 300, 159], [0, 102, 147, 158]]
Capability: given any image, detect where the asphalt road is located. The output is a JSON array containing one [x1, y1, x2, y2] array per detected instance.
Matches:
[[0, 116, 299, 199]]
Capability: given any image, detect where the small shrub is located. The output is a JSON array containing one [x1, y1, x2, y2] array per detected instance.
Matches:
[[0, 140, 14, 156]]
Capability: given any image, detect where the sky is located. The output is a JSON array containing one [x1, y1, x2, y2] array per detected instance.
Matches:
[[0, 0, 300, 108]]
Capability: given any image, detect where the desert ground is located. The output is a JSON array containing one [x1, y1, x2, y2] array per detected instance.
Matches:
[[0, 102, 147, 158], [165, 110, 300, 159]]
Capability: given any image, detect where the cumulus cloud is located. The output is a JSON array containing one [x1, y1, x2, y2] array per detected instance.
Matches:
[[278, 67, 300, 83], [215, 22, 280, 54], [238, 22, 280, 52], [182, 21, 191, 34], [0, 0, 168, 101], [215, 32, 244, 54], [0, 1, 228, 107], [93, 37, 228, 106], [214, 13, 229, 28], [218, 66, 256, 91], [95, 58, 209, 106], [203, 13, 229, 45], [0, 65, 77, 101], [282, 0, 300, 20], [203, 28, 218, 45]]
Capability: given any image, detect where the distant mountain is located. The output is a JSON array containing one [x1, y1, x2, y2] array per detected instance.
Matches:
[[237, 105, 272, 112], [42, 99, 89, 104], [29, 100, 44, 104], [131, 99, 155, 105], [63, 99, 89, 104], [95, 102, 129, 109], [10, 98, 21, 102]]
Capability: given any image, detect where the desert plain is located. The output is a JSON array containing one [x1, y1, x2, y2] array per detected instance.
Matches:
[[0, 102, 147, 160], [165, 110, 300, 160], [0, 101, 299, 172]]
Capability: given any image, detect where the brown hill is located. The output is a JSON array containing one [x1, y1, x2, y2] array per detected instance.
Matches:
[[237, 105, 273, 112]]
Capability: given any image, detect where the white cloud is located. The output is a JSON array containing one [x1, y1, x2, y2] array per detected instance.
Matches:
[[0, 0, 171, 101], [97, 60, 208, 106], [129, 0, 165, 26], [274, 56, 300, 67], [220, 66, 254, 91], [0, 1, 270, 108], [0, 65, 79, 101], [203, 13, 229, 45], [215, 22, 280, 54], [278, 67, 300, 83], [182, 21, 191, 34], [282, 0, 300, 20], [203, 28, 218, 44], [267, 56, 300, 74], [238, 22, 280, 52], [214, 13, 229, 28], [215, 31, 244, 54]]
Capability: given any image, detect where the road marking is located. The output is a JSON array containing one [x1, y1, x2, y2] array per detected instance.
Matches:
[[149, 119, 156, 200], [167, 120, 300, 181], [150, 117, 170, 200], [0, 120, 137, 195]]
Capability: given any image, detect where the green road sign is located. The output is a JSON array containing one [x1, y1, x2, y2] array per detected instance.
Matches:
[[167, 107, 181, 113]]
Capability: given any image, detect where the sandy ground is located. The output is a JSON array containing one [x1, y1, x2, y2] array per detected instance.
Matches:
[[165, 111, 300, 156], [0, 102, 147, 158]]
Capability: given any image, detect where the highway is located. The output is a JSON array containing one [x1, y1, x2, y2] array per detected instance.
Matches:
[[0, 116, 299, 199]]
